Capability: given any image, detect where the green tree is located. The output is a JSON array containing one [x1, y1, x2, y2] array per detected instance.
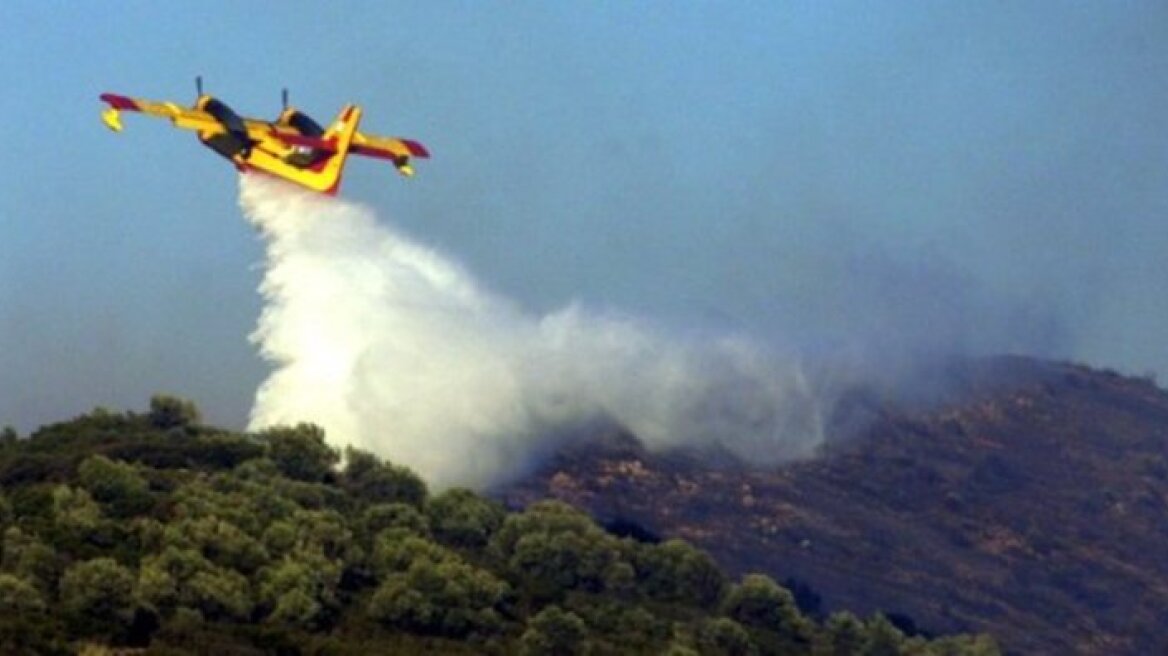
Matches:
[[0, 574, 45, 614], [564, 599, 669, 652], [51, 485, 100, 532], [148, 394, 201, 430], [258, 549, 342, 628], [77, 455, 152, 517], [152, 606, 208, 650], [50, 485, 112, 553], [368, 555, 508, 638], [371, 531, 451, 578], [133, 517, 166, 554], [174, 465, 299, 537], [602, 560, 637, 598], [164, 516, 269, 574], [136, 546, 219, 617], [426, 488, 506, 549], [362, 502, 430, 542], [697, 617, 758, 656], [636, 538, 727, 608], [0, 527, 57, 592], [294, 509, 356, 561], [135, 556, 179, 615], [342, 447, 428, 507], [189, 432, 265, 470], [59, 557, 137, 633], [268, 588, 319, 629], [184, 568, 253, 621], [821, 611, 866, 656], [518, 605, 589, 656], [862, 614, 906, 656], [722, 574, 814, 643], [0, 597, 59, 656], [137, 545, 255, 621], [490, 501, 620, 600], [259, 424, 339, 482], [261, 520, 298, 557]]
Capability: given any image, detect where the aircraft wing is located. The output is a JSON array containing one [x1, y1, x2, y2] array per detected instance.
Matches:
[[258, 131, 430, 160], [99, 93, 221, 132], [269, 131, 429, 176], [351, 133, 431, 161]]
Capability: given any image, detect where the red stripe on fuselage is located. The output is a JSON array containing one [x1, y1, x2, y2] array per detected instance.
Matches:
[[279, 133, 338, 151]]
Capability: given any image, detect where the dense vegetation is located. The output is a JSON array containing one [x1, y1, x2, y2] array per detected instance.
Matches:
[[0, 396, 999, 655]]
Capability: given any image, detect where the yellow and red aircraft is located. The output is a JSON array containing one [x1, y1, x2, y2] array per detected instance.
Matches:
[[99, 79, 429, 195]]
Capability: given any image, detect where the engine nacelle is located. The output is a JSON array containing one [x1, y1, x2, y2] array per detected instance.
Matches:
[[195, 96, 252, 160], [277, 107, 330, 169]]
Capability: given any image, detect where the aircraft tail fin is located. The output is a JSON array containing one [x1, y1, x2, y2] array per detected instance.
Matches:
[[324, 105, 362, 141], [239, 104, 367, 195], [312, 105, 362, 195]]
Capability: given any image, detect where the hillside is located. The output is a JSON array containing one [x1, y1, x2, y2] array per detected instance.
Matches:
[[500, 357, 1168, 655], [0, 397, 996, 655]]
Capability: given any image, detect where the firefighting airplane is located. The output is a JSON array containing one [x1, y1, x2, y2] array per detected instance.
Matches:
[[99, 78, 429, 195]]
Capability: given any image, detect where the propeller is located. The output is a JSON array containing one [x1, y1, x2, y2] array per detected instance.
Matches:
[[282, 88, 289, 110], [195, 75, 204, 97]]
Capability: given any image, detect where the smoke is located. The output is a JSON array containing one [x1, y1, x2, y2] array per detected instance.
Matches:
[[241, 175, 825, 489]]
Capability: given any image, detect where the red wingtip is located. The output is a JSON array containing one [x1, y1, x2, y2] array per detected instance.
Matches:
[[99, 93, 138, 110], [402, 139, 430, 158]]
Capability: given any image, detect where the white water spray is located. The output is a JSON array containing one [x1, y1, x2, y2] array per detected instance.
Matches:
[[241, 175, 825, 489]]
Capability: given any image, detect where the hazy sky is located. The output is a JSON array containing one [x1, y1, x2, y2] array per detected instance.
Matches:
[[2, 3, 1167, 433]]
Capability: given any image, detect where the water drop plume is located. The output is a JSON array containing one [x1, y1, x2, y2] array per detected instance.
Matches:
[[241, 175, 825, 489]]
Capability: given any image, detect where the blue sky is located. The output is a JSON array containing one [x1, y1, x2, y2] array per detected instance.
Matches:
[[2, 3, 1167, 432]]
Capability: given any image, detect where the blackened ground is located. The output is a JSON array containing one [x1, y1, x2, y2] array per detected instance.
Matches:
[[498, 356, 1168, 655]]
